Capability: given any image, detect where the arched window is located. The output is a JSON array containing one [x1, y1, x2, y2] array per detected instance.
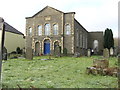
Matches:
[[93, 40, 99, 51], [45, 23, 50, 35], [53, 24, 58, 35], [28, 27, 32, 36], [38, 25, 42, 36], [65, 24, 71, 35]]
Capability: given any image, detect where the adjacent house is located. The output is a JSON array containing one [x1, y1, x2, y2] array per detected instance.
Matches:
[[3, 22, 25, 53], [25, 6, 103, 55]]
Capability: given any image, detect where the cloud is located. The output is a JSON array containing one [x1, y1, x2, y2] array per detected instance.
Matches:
[[0, 0, 118, 37]]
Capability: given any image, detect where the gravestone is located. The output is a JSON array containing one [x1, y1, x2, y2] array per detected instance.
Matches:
[[26, 47, 33, 60], [110, 47, 114, 56], [2, 47, 7, 60], [93, 59, 109, 69], [114, 46, 118, 56], [94, 48, 97, 55], [25, 37, 33, 60], [87, 49, 91, 57], [74, 52, 80, 57], [103, 48, 109, 58], [54, 46, 61, 57]]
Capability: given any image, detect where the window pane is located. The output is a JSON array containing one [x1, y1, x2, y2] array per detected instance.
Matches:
[[38, 25, 42, 36], [45, 24, 50, 35], [65, 24, 71, 35], [53, 24, 58, 35], [28, 27, 32, 36]]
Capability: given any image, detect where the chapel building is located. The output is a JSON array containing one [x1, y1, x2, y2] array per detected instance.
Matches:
[[25, 6, 103, 55]]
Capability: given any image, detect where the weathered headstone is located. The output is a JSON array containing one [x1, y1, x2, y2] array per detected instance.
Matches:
[[25, 37, 33, 60], [74, 52, 80, 57], [0, 17, 5, 89], [114, 46, 118, 56], [110, 47, 114, 56], [26, 47, 33, 60], [94, 48, 97, 55], [93, 59, 109, 69], [2, 47, 7, 60], [103, 48, 109, 58], [54, 46, 61, 57], [87, 49, 91, 57]]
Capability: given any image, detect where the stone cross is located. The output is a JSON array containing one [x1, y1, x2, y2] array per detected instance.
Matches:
[[0, 17, 5, 88], [103, 48, 109, 58]]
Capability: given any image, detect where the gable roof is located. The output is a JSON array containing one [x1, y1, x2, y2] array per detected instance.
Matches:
[[74, 19, 88, 33], [4, 22, 24, 35], [26, 6, 64, 19], [26, 6, 75, 19]]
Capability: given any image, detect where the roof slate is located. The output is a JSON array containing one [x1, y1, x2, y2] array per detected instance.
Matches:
[[4, 22, 24, 35]]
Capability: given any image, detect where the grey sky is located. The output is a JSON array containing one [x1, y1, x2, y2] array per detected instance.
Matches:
[[0, 0, 118, 37]]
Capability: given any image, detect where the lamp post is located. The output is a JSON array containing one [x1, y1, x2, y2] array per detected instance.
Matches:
[[0, 17, 5, 89]]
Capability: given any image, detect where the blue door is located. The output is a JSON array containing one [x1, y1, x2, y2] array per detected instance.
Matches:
[[44, 43, 50, 55]]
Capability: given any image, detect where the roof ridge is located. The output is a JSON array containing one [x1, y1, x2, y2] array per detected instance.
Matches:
[[4, 22, 24, 35]]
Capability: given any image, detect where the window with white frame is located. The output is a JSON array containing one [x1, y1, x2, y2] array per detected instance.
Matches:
[[28, 27, 32, 36], [38, 25, 42, 36], [53, 24, 58, 35], [45, 23, 50, 35], [65, 24, 71, 35]]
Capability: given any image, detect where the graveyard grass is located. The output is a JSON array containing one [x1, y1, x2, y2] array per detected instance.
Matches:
[[2, 56, 118, 88]]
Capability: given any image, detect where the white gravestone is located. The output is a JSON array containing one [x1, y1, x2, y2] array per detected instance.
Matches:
[[110, 48, 114, 56], [87, 49, 91, 57]]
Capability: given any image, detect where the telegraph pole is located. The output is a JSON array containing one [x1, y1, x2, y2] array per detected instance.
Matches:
[[0, 17, 5, 89], [118, 2, 120, 89]]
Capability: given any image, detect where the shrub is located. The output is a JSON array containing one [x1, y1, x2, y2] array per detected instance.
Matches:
[[16, 47, 22, 54], [63, 48, 67, 56]]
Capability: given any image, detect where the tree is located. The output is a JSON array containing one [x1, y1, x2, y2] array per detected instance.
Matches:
[[104, 28, 114, 49]]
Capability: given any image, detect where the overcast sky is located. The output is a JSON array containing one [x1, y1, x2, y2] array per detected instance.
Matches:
[[0, 0, 119, 37]]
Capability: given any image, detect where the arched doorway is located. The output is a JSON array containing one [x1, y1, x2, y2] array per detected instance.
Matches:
[[93, 40, 99, 54], [44, 39, 50, 55], [35, 42, 40, 56]]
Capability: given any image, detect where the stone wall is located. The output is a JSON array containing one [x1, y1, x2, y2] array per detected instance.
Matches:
[[88, 32, 104, 55], [64, 13, 75, 54], [74, 19, 88, 55]]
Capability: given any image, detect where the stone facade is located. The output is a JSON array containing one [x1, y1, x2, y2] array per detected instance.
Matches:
[[25, 6, 104, 55]]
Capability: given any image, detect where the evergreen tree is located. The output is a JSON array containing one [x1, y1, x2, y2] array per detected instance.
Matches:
[[104, 28, 114, 49]]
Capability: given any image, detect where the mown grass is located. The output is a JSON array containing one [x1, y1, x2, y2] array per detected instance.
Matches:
[[2, 56, 118, 88]]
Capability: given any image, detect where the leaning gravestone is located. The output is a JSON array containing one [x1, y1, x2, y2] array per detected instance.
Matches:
[[54, 46, 61, 57], [103, 48, 109, 58], [87, 49, 91, 57], [110, 47, 114, 56]]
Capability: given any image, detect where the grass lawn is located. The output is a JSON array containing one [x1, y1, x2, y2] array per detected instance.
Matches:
[[2, 56, 118, 88]]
